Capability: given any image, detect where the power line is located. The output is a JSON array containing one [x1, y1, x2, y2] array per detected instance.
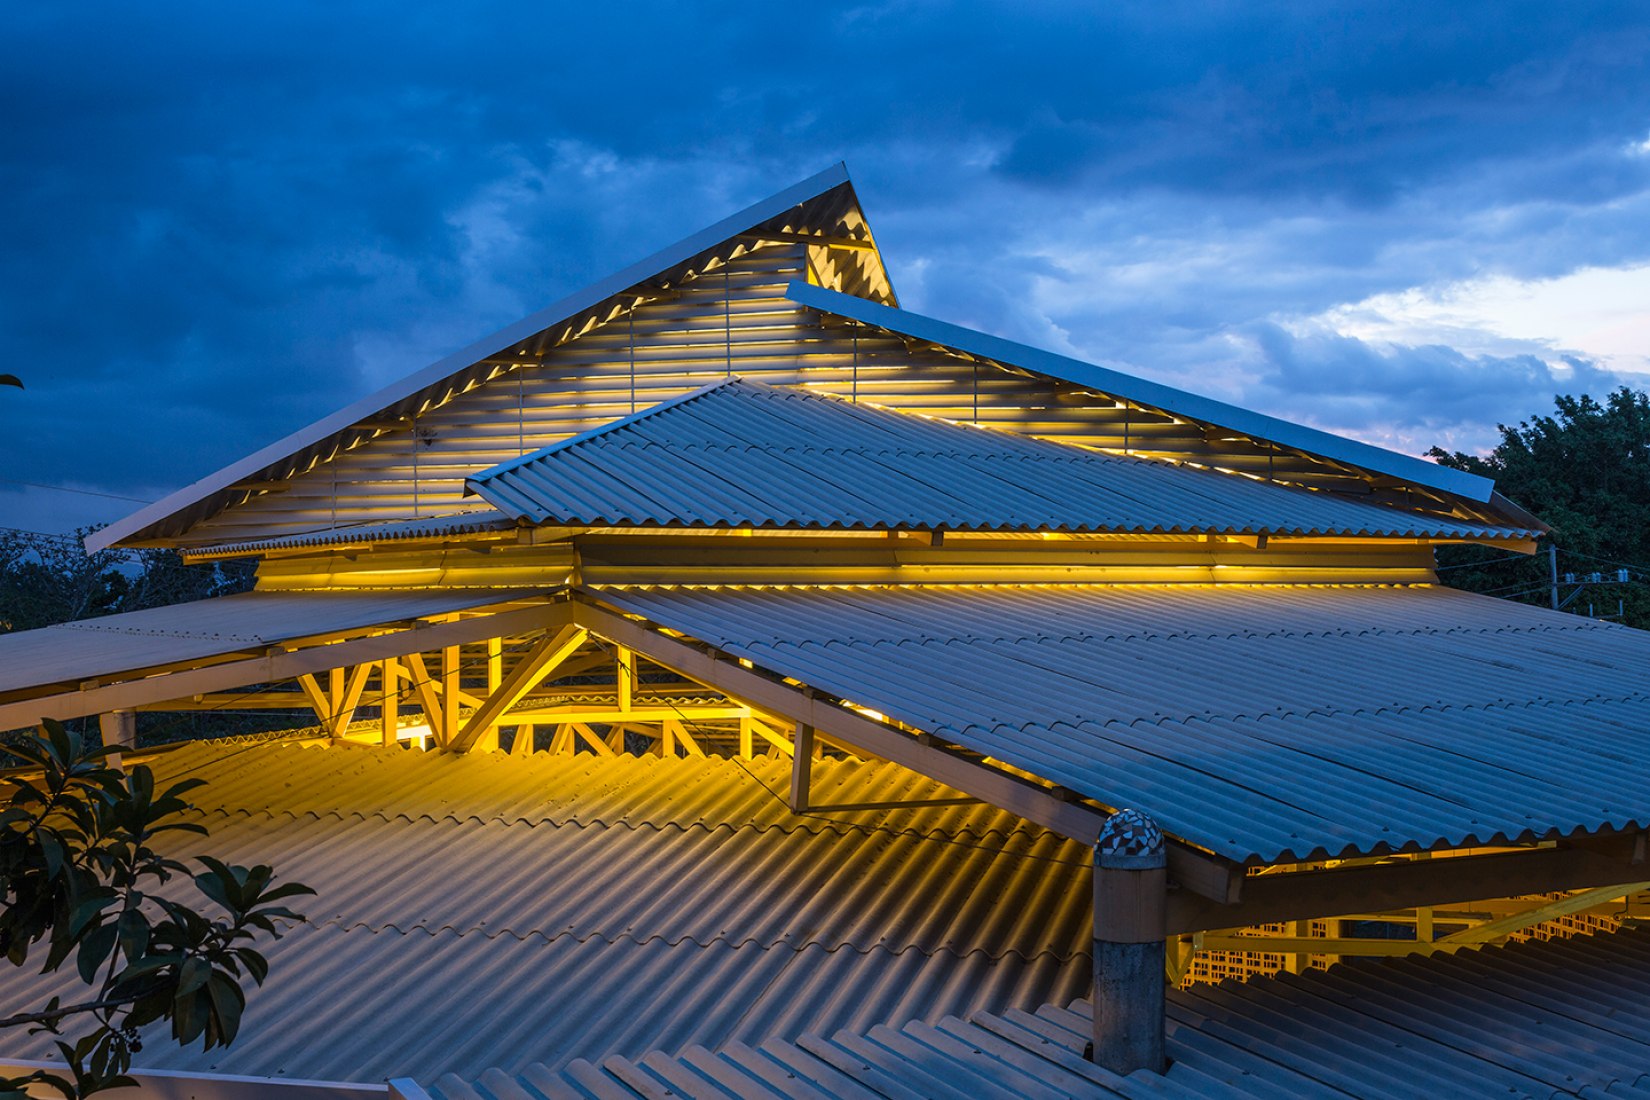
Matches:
[[0, 478, 153, 504]]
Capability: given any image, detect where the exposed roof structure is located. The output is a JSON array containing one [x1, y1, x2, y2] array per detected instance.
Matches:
[[597, 582, 1650, 864], [785, 281, 1497, 506], [0, 742, 1091, 1084], [412, 925, 1650, 1099], [469, 378, 1537, 540], [0, 588, 537, 700], [87, 165, 892, 552], [14, 165, 1642, 1097]]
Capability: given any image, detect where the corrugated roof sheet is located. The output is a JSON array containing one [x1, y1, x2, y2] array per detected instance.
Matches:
[[416, 925, 1650, 1099], [596, 583, 1650, 864], [785, 281, 1497, 506], [468, 378, 1534, 541], [185, 511, 518, 559], [0, 587, 539, 698], [0, 743, 1092, 1084]]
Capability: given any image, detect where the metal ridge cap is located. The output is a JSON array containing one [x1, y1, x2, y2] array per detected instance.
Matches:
[[784, 281, 1497, 505], [86, 166, 860, 554]]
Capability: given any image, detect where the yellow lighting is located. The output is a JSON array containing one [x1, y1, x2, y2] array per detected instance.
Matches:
[[398, 722, 434, 749]]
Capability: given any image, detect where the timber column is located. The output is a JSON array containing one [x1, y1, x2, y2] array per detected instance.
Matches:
[[1092, 808, 1167, 1075]]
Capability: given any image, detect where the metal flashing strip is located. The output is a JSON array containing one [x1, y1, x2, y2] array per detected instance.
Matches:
[[785, 280, 1498, 505]]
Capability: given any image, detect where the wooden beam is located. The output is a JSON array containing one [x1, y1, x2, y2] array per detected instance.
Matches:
[[1435, 880, 1650, 945], [331, 664, 372, 739], [439, 645, 460, 746], [571, 721, 614, 757], [790, 723, 815, 811], [571, 599, 1241, 903], [449, 626, 589, 752], [296, 675, 331, 727], [0, 602, 573, 731], [665, 719, 704, 758], [616, 646, 634, 713], [1167, 837, 1648, 935], [401, 651, 446, 736], [477, 637, 505, 752], [747, 716, 794, 757], [737, 230, 879, 251], [379, 657, 399, 747], [1195, 933, 1464, 958]]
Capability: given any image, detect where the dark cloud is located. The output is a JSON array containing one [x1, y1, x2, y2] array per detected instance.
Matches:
[[4, 2, 1650, 529]]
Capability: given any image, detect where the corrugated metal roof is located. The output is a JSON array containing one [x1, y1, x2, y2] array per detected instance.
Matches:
[[89, 166, 890, 552], [786, 281, 1497, 506], [185, 511, 518, 559], [596, 583, 1650, 864], [415, 925, 1650, 1099], [468, 379, 1534, 541], [0, 588, 540, 698], [0, 743, 1092, 1084]]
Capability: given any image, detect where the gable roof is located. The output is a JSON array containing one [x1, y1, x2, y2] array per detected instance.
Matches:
[[785, 281, 1499, 506], [87, 165, 891, 552], [467, 377, 1536, 541], [596, 582, 1650, 864]]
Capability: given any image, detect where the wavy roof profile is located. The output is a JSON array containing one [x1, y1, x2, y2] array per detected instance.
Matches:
[[599, 582, 1650, 865], [468, 377, 1537, 541]]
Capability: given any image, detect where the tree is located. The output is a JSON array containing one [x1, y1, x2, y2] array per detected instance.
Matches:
[[1429, 387, 1650, 629], [0, 721, 312, 1098]]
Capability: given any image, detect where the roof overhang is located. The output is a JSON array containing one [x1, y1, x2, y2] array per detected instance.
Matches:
[[784, 280, 1501, 506], [0, 588, 566, 731]]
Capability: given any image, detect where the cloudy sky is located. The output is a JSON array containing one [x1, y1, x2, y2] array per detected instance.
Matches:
[[5, 1, 1650, 532]]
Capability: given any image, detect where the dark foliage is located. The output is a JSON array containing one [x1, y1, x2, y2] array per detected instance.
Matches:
[[0, 720, 312, 1097], [1429, 387, 1650, 629]]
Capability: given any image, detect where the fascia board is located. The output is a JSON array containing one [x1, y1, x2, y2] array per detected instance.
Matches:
[[87, 165, 858, 553], [784, 281, 1495, 504]]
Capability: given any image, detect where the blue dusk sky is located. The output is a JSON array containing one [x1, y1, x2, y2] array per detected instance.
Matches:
[[5, 2, 1650, 532]]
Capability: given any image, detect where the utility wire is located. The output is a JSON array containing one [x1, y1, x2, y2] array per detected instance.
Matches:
[[0, 478, 153, 503]]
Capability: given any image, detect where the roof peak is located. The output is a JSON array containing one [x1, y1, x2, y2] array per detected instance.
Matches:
[[88, 166, 888, 552]]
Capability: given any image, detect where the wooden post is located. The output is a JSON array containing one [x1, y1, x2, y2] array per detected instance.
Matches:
[[1092, 809, 1167, 1076], [478, 638, 504, 752], [616, 646, 634, 713], [380, 657, 400, 747], [440, 645, 460, 746], [789, 723, 815, 811], [98, 709, 136, 769]]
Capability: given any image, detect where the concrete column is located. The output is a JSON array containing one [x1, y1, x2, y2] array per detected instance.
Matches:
[[1092, 808, 1167, 1075]]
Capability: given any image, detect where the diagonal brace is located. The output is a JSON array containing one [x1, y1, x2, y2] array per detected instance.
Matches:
[[449, 626, 589, 752]]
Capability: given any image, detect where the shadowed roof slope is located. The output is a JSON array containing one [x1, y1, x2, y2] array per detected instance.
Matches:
[[469, 378, 1535, 540], [0, 742, 1092, 1084], [413, 925, 1650, 1099], [597, 582, 1650, 864]]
